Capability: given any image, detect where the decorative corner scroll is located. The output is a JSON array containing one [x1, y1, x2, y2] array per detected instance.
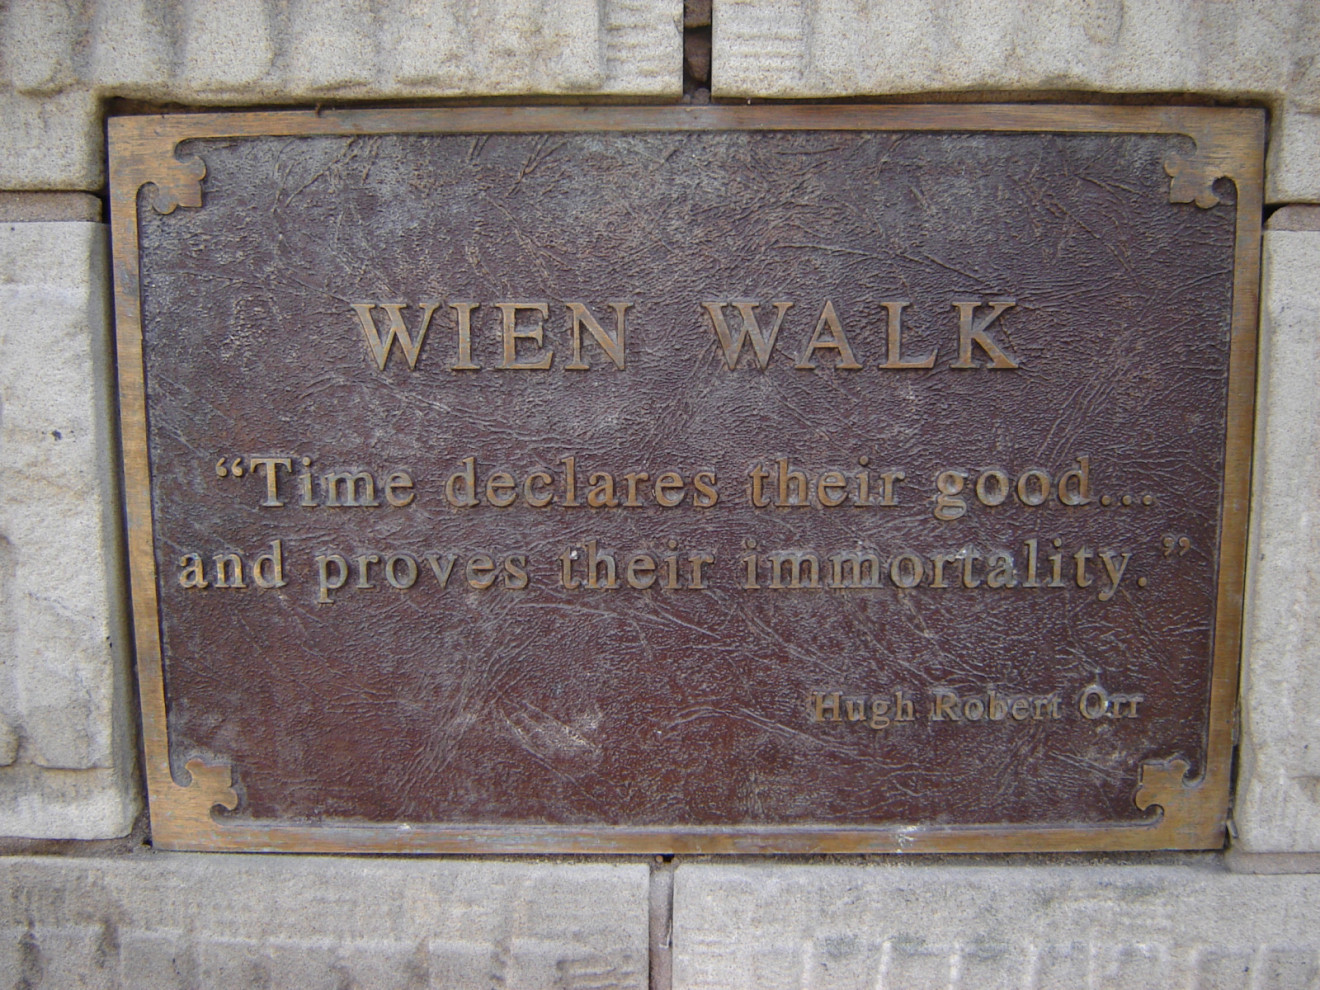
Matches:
[[1162, 115, 1250, 209], [145, 153, 207, 215], [156, 758, 239, 842], [1134, 756, 1199, 827], [1164, 152, 1223, 208]]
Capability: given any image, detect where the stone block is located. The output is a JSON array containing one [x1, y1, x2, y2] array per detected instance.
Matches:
[[179, 0, 276, 92], [1225, 849, 1320, 874], [712, 0, 1320, 203], [1269, 110, 1320, 205], [1234, 227, 1320, 853], [713, 0, 1309, 99], [284, 0, 376, 93], [1266, 205, 1320, 232], [86, 0, 173, 90], [0, 855, 650, 989], [381, 0, 614, 93], [0, 221, 136, 838], [1, 0, 77, 95], [0, 192, 101, 223], [0, 0, 683, 190], [672, 863, 1320, 989], [0, 90, 101, 192]]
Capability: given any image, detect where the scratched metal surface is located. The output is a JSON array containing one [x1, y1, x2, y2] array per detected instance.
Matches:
[[137, 129, 1235, 827]]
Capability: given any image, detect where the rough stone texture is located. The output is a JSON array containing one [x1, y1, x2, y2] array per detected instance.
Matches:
[[0, 0, 683, 190], [712, 0, 1320, 203], [1271, 109, 1320, 204], [673, 863, 1320, 989], [1226, 849, 1320, 875], [1267, 205, 1320, 232], [0, 89, 102, 192], [0, 10, 1313, 968], [0, 855, 650, 989], [0, 193, 101, 222], [1234, 229, 1320, 854], [0, 222, 136, 838]]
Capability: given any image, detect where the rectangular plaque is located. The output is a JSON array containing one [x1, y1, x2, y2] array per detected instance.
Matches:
[[109, 106, 1262, 853]]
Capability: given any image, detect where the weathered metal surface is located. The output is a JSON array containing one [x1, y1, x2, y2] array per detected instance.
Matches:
[[108, 106, 1263, 853]]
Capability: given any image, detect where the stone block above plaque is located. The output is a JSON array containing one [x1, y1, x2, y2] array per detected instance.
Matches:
[[109, 106, 1263, 853]]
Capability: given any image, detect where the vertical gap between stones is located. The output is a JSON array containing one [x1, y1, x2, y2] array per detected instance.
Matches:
[[683, 0, 711, 101], [649, 858, 675, 990]]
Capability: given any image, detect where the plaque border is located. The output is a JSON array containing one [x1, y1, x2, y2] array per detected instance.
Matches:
[[108, 105, 1263, 854]]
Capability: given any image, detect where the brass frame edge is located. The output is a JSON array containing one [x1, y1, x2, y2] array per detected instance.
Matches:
[[108, 104, 1264, 855]]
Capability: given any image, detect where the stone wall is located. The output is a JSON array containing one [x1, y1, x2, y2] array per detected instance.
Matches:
[[1, 2, 1317, 987]]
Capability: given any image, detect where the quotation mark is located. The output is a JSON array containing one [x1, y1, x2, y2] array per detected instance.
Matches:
[[1161, 535, 1192, 557]]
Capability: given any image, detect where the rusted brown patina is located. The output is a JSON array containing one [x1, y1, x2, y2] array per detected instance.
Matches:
[[109, 106, 1262, 853]]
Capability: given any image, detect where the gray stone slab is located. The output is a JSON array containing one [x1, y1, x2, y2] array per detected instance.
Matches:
[[711, 0, 1320, 203], [0, 193, 101, 222], [1235, 229, 1320, 854], [713, 0, 1317, 101], [0, 0, 683, 190], [673, 862, 1320, 989], [1267, 205, 1320, 232], [0, 854, 650, 989], [1268, 109, 1320, 205], [1225, 849, 1320, 874], [0, 89, 102, 192], [0, 222, 136, 838]]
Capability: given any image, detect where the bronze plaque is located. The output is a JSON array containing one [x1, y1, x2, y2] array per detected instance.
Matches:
[[110, 106, 1262, 853]]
